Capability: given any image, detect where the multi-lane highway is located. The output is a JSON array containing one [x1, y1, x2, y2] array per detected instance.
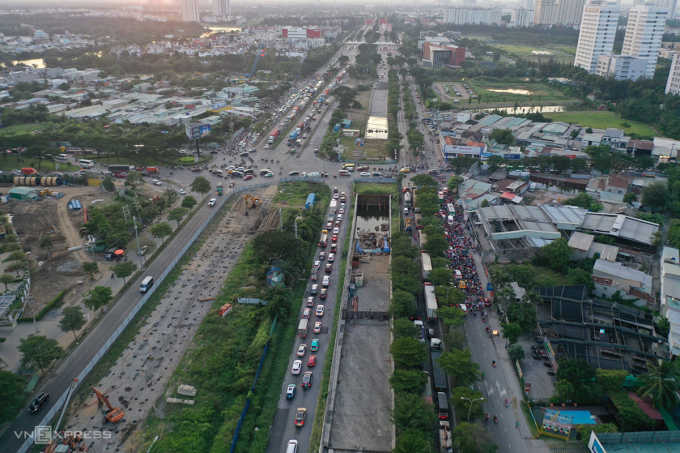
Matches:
[[0, 42, 359, 453]]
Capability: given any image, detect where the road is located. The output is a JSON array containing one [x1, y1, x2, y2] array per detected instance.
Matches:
[[0, 43, 357, 453], [264, 47, 359, 453]]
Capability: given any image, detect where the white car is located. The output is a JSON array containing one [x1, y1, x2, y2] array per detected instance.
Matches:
[[360, 172, 371, 177], [179, 189, 186, 195], [333, 227, 340, 234], [292, 360, 302, 375], [339, 208, 345, 214], [209, 198, 217, 207], [297, 344, 307, 357], [322, 275, 330, 287]]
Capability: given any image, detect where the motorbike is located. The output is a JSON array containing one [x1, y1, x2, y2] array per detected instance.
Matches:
[[494, 415, 498, 423], [505, 399, 509, 407], [493, 360, 496, 367], [486, 326, 490, 333], [486, 413, 490, 422]]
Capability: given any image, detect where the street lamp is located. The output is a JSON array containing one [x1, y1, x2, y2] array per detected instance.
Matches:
[[460, 396, 485, 423]]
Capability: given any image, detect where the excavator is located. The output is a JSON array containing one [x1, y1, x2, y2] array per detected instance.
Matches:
[[243, 194, 262, 216], [43, 378, 88, 453], [93, 387, 125, 424]]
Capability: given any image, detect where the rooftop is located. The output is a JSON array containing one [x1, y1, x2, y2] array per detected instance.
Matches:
[[580, 213, 659, 247], [591, 431, 680, 453]]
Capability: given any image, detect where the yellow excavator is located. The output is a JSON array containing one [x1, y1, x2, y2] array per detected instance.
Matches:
[[244, 194, 261, 216]]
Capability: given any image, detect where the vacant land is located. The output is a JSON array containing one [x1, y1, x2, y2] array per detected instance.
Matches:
[[438, 79, 575, 105], [490, 43, 576, 64], [0, 155, 80, 172], [0, 122, 47, 137], [547, 111, 658, 138]]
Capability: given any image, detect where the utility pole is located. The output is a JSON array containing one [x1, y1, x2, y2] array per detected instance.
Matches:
[[133, 216, 145, 268]]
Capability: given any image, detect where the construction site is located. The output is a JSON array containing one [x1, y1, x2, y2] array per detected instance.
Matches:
[[43, 186, 280, 453]]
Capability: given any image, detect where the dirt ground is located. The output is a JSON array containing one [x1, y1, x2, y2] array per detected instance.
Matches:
[[5, 185, 117, 308]]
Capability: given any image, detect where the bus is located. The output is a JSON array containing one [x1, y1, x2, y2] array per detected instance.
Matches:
[[422, 252, 432, 280], [446, 203, 455, 215]]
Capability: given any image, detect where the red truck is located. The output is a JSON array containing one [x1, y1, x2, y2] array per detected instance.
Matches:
[[268, 130, 280, 144]]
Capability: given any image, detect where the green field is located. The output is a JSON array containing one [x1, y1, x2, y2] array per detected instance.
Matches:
[[0, 122, 48, 137], [439, 80, 575, 104], [490, 43, 575, 63], [547, 111, 658, 138], [0, 155, 80, 172]]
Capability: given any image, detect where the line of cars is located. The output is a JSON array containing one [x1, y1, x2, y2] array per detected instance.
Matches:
[[285, 188, 346, 450]]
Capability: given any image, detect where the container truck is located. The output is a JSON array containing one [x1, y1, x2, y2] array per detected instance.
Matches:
[[297, 318, 308, 337], [329, 200, 338, 213], [288, 130, 299, 145], [108, 165, 136, 173], [421, 371, 433, 405], [431, 350, 449, 391], [425, 282, 437, 322], [422, 252, 432, 281], [268, 130, 280, 144]]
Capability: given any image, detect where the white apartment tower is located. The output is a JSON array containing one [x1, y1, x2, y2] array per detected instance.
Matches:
[[512, 8, 536, 27], [622, 4, 668, 78], [533, 0, 587, 25], [214, 0, 230, 16], [574, 1, 620, 74], [443, 8, 502, 25], [666, 52, 680, 94], [181, 0, 200, 22]]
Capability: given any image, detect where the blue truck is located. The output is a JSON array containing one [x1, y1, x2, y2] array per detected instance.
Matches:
[[288, 130, 299, 145], [305, 193, 316, 209]]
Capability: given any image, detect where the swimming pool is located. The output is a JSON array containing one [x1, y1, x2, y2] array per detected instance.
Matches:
[[556, 410, 596, 425]]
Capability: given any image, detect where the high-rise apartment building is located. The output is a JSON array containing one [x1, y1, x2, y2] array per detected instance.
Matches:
[[622, 4, 668, 78], [573, 1, 620, 74], [533, 0, 587, 25], [443, 7, 502, 25], [512, 8, 536, 27], [637, 0, 677, 19], [181, 0, 200, 22], [214, 0, 230, 16], [665, 52, 680, 94]]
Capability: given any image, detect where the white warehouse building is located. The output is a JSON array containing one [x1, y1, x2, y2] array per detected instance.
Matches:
[[596, 54, 648, 81]]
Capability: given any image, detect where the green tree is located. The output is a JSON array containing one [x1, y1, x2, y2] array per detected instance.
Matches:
[[596, 368, 629, 392], [642, 181, 669, 213], [623, 192, 637, 204], [0, 370, 26, 423], [447, 175, 464, 194], [59, 306, 86, 341], [181, 195, 198, 209], [567, 267, 592, 286], [19, 334, 66, 376], [392, 318, 418, 339], [124, 171, 144, 190], [501, 322, 522, 344], [389, 369, 428, 394], [437, 305, 466, 328], [40, 237, 53, 259], [506, 301, 538, 333], [390, 337, 427, 369], [443, 329, 467, 350], [481, 199, 490, 208], [393, 429, 430, 453], [393, 391, 437, 432], [167, 207, 189, 228], [111, 260, 138, 284], [434, 285, 466, 306], [533, 237, 573, 272], [576, 424, 619, 447], [438, 348, 480, 386], [150, 222, 173, 243], [82, 261, 99, 280], [423, 234, 449, 258], [410, 174, 439, 189], [0, 273, 15, 291], [164, 188, 179, 205], [451, 386, 485, 421], [453, 422, 498, 453], [190, 176, 211, 200], [637, 360, 680, 409], [390, 290, 417, 319], [83, 286, 113, 314], [508, 344, 525, 362], [428, 267, 453, 287], [101, 175, 116, 192], [490, 128, 515, 146]]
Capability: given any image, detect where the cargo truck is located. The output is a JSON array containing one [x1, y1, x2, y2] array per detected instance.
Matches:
[[288, 130, 299, 145], [216, 183, 223, 195], [422, 252, 432, 281], [431, 350, 449, 391], [319, 230, 328, 247], [329, 200, 337, 212], [108, 165, 136, 173], [268, 130, 280, 144], [405, 217, 412, 234], [439, 421, 453, 453], [297, 318, 308, 337], [425, 282, 437, 321]]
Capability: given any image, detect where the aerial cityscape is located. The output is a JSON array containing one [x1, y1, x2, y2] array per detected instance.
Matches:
[[1, 1, 680, 453]]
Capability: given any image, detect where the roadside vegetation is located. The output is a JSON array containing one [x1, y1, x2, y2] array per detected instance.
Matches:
[[139, 181, 330, 453]]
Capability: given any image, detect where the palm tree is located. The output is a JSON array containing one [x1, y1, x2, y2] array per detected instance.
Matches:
[[637, 361, 680, 409], [40, 237, 53, 260]]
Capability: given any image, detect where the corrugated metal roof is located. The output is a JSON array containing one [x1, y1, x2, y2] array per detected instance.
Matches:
[[568, 231, 594, 251], [477, 114, 503, 126]]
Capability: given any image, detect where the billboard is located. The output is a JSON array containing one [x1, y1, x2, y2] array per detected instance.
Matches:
[[185, 122, 211, 140]]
